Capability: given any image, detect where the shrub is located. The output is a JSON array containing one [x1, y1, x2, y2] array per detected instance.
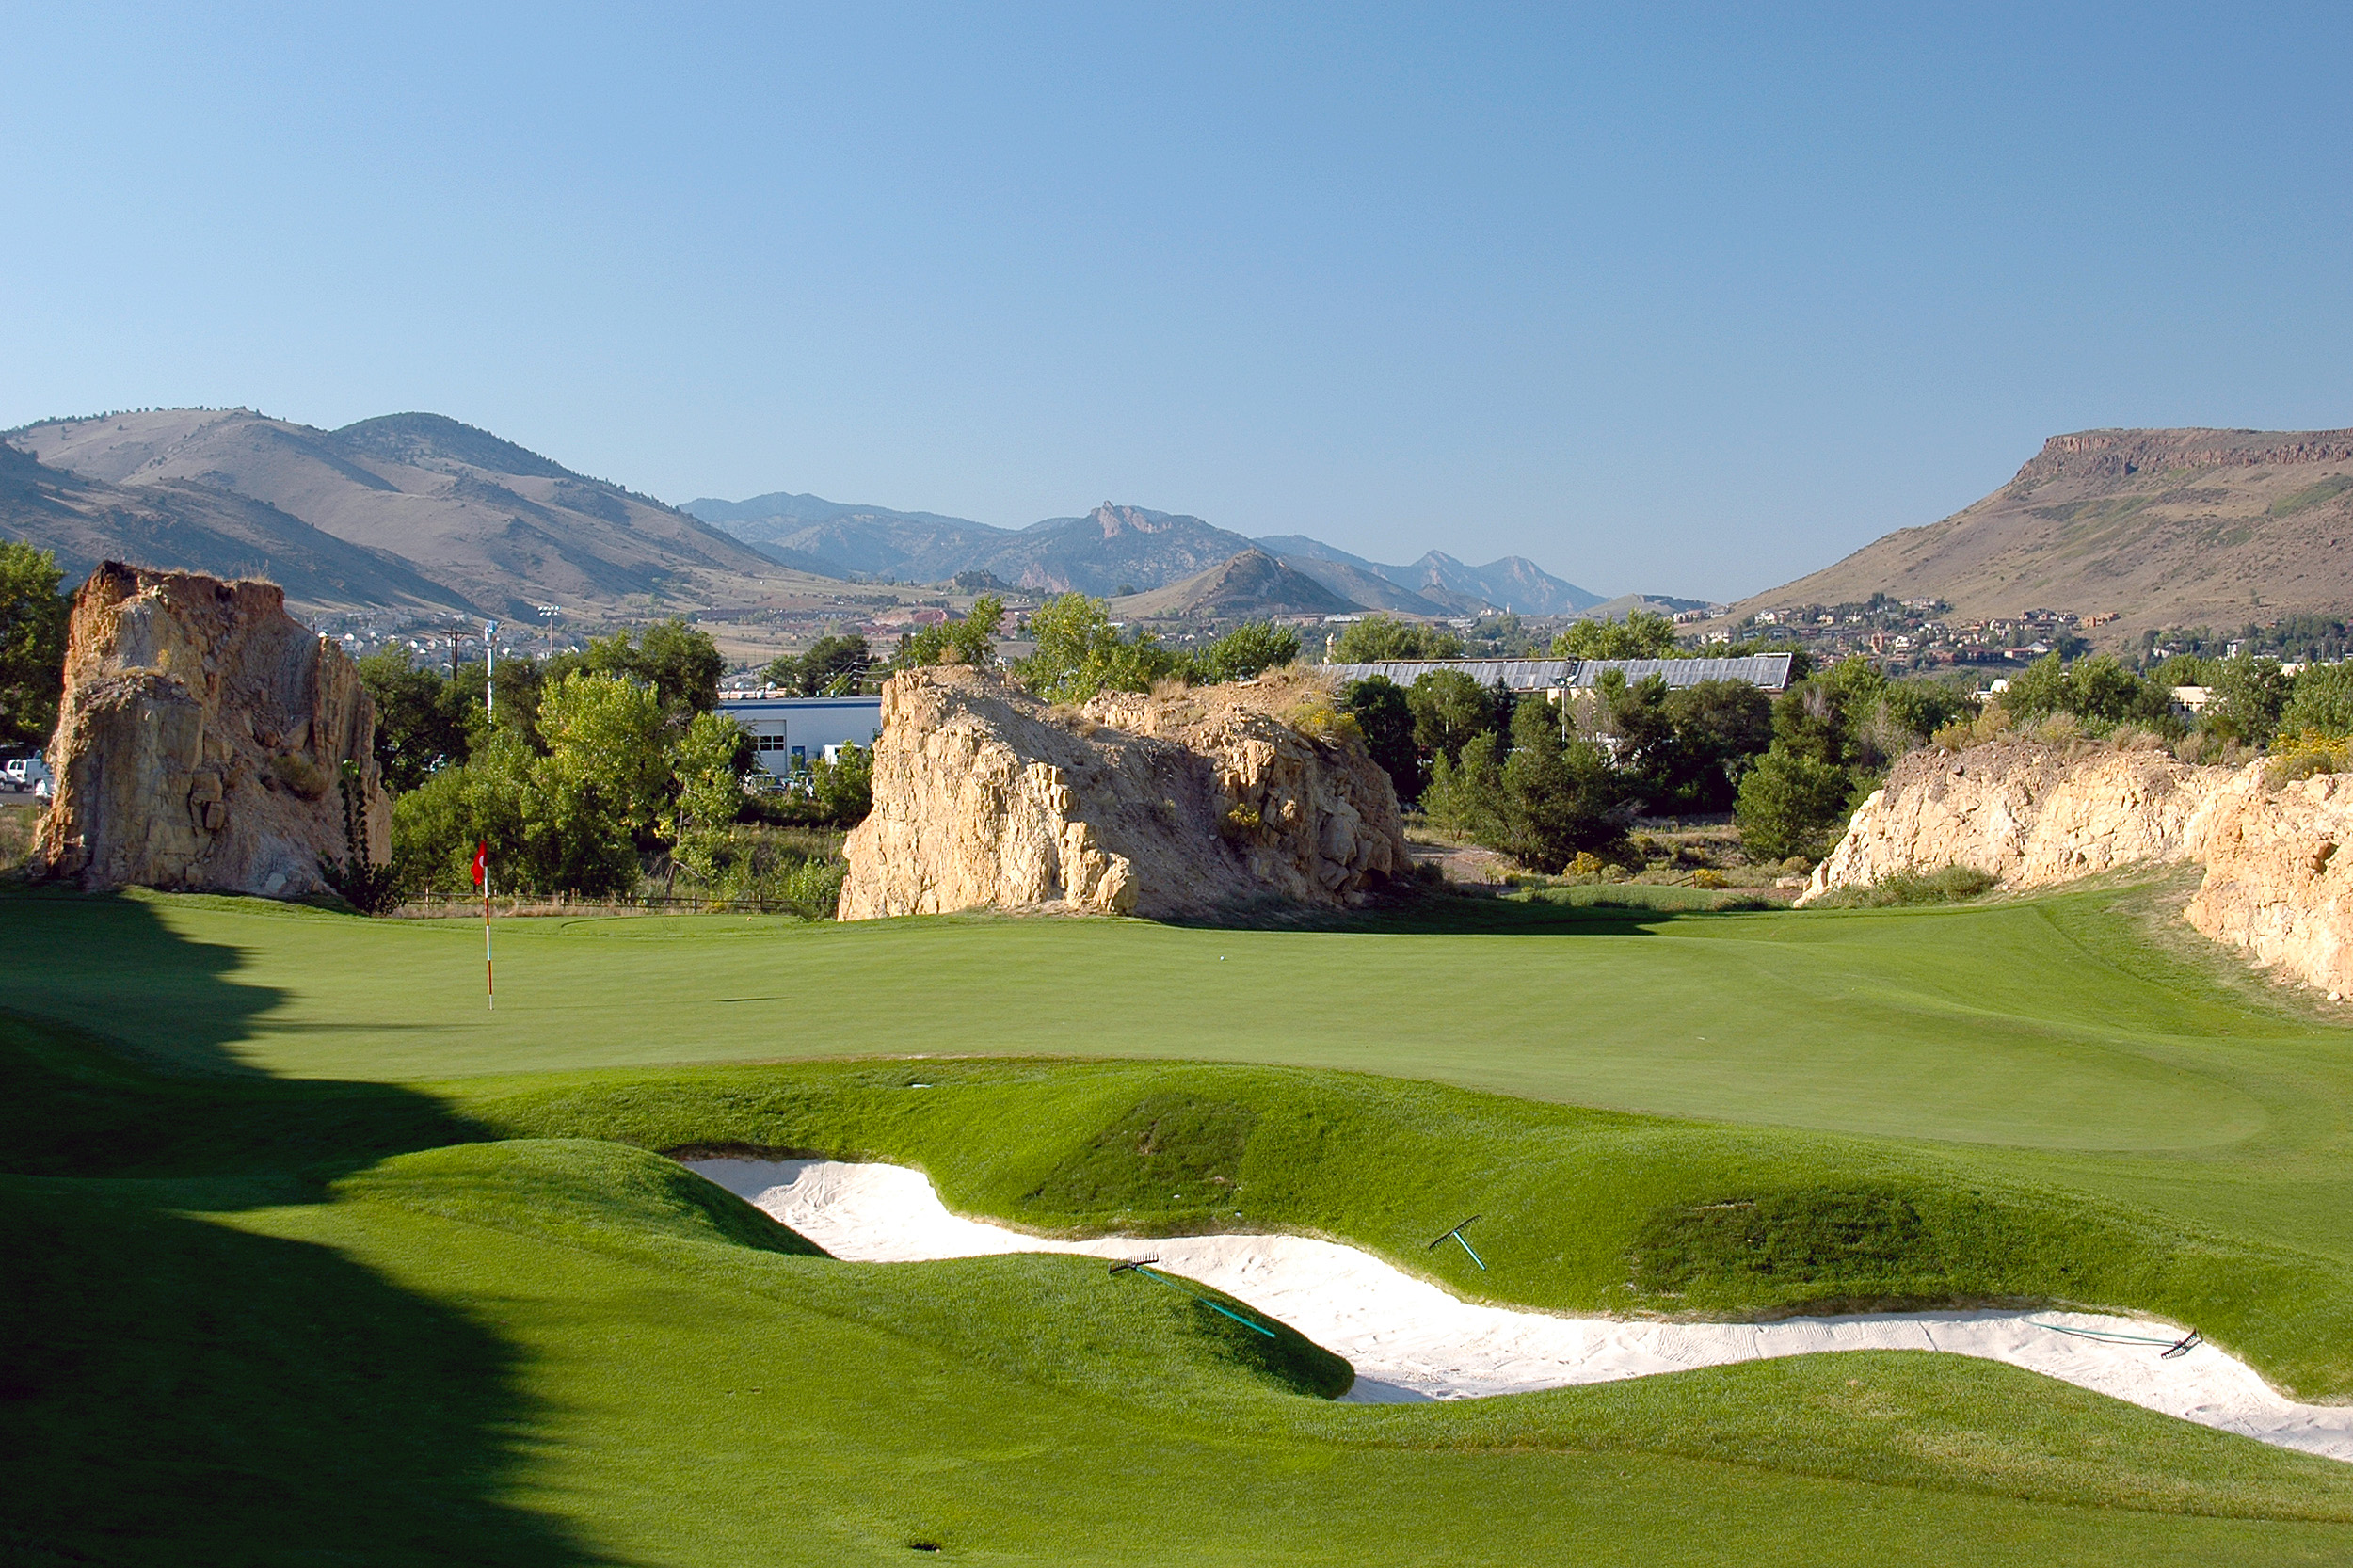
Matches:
[[2281, 664, 2353, 738], [1329, 615, 1465, 663], [1734, 748, 1853, 863], [2266, 728, 2353, 786], [1338, 676, 1418, 803], [1812, 864, 1996, 908]]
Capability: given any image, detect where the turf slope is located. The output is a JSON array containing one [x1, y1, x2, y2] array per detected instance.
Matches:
[[10, 882, 2353, 1562]]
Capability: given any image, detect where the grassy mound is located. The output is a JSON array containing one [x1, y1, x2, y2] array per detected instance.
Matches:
[[453, 1057, 2353, 1399]]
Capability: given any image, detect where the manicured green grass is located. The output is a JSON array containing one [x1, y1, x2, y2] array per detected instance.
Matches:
[[14, 1135, 2353, 1567], [12, 880, 2353, 1560]]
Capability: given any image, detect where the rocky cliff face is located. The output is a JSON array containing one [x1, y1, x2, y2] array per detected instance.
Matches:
[[1802, 739, 2353, 1000], [35, 563, 391, 898], [838, 667, 1408, 920], [2185, 773, 2353, 1000], [1801, 742, 2249, 898]]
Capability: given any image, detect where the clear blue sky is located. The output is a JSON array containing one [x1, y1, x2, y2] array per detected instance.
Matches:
[[4, 4, 2347, 600]]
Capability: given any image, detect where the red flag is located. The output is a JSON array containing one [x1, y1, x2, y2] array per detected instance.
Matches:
[[471, 841, 488, 888]]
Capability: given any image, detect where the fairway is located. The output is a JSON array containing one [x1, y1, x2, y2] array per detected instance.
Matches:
[[0, 887, 2285, 1148], [14, 881, 2353, 1564]]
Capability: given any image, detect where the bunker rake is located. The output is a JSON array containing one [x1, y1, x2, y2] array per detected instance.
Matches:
[[1107, 1258, 1278, 1338]]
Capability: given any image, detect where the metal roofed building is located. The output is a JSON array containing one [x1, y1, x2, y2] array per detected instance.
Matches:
[[1320, 654, 1793, 693]]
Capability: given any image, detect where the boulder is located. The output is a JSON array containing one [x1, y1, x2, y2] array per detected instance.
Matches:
[[839, 666, 1408, 920], [34, 562, 391, 899]]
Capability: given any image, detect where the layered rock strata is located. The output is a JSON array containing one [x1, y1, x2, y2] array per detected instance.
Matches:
[[1802, 739, 2353, 999], [35, 562, 391, 898], [1801, 743, 2249, 897], [2186, 773, 2353, 1000], [839, 667, 1408, 920]]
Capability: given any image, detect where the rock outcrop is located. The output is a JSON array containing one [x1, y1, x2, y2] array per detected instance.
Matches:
[[2185, 773, 2353, 1000], [839, 667, 1409, 920], [1801, 743, 2250, 898], [35, 563, 391, 899], [1801, 738, 2353, 1000]]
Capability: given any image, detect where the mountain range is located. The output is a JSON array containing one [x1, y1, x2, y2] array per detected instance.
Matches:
[[1728, 427, 2353, 638], [683, 492, 1605, 616], [1, 409, 809, 617]]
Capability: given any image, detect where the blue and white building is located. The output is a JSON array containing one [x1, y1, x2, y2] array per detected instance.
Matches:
[[717, 695, 885, 776]]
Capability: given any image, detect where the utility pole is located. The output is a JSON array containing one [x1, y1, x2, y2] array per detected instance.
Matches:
[[447, 624, 474, 681]]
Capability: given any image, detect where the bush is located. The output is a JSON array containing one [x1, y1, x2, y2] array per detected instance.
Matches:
[[1339, 676, 1418, 803], [2281, 664, 2353, 738], [1016, 594, 1175, 702], [1811, 864, 1996, 908], [1734, 747, 1853, 864], [1193, 622, 1300, 684], [2266, 728, 2353, 785], [1424, 702, 1626, 872], [1551, 611, 1678, 661], [662, 824, 847, 916], [1329, 615, 1465, 663]]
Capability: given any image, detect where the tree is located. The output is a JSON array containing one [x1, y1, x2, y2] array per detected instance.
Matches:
[[1407, 669, 1510, 767], [355, 649, 475, 793], [595, 619, 724, 719], [0, 542, 70, 749], [1423, 698, 1625, 871], [1770, 680, 1849, 766], [664, 710, 751, 878], [1735, 747, 1854, 863], [2281, 662, 2353, 737], [1551, 611, 1679, 661], [1192, 622, 1300, 683], [1998, 652, 2177, 736], [1339, 676, 1418, 803], [893, 594, 1005, 671], [1659, 679, 1774, 811], [1495, 696, 1625, 870], [1329, 615, 1465, 663], [763, 633, 872, 696], [2202, 656, 2292, 745], [1016, 593, 1174, 702]]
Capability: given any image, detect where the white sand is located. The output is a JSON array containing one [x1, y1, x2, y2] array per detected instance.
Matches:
[[687, 1157, 2353, 1461]]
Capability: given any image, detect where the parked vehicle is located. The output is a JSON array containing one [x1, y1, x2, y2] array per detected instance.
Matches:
[[5, 757, 49, 791]]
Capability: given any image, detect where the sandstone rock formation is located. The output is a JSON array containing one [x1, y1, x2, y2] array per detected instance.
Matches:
[[2185, 773, 2353, 1000], [1801, 738, 2353, 1000], [1801, 742, 2250, 898], [35, 563, 391, 899], [839, 667, 1409, 920]]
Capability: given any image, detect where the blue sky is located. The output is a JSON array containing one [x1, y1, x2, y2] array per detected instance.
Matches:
[[4, 4, 2347, 599]]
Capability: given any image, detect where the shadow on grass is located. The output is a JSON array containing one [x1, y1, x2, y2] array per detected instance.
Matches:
[[1166, 884, 1780, 936], [0, 889, 610, 1566]]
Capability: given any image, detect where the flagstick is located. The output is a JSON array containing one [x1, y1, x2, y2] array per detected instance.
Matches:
[[484, 864, 495, 1011]]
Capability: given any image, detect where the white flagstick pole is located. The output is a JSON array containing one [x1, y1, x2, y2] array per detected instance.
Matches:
[[484, 854, 495, 1011]]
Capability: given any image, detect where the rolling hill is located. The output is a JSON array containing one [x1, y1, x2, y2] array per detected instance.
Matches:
[[1108, 548, 1354, 618], [0, 440, 469, 613], [1728, 427, 2353, 637], [5, 409, 819, 616]]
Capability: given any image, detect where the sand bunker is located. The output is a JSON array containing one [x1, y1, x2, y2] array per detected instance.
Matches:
[[687, 1157, 2353, 1461]]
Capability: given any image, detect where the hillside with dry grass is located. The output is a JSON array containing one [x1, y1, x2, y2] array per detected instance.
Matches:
[[1729, 428, 2353, 638]]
